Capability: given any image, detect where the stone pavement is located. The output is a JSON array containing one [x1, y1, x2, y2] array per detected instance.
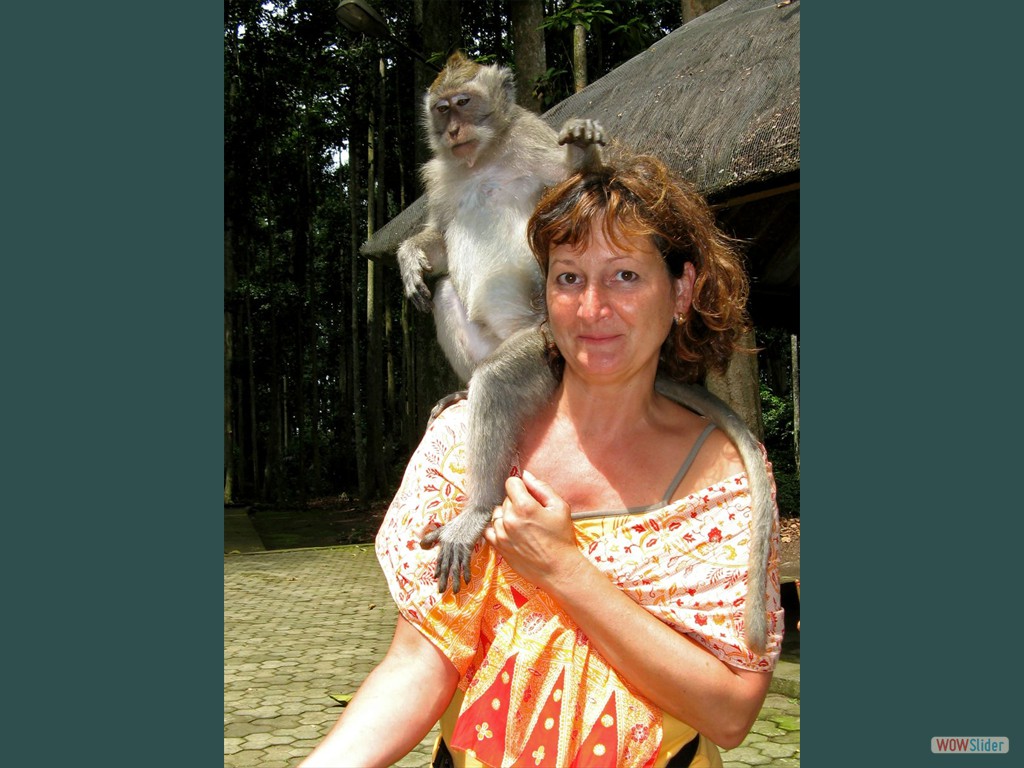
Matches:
[[225, 523, 799, 767]]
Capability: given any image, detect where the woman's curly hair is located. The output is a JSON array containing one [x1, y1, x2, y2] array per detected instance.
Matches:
[[527, 149, 751, 383]]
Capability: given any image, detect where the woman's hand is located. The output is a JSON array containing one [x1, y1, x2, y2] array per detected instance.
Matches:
[[482, 470, 585, 591]]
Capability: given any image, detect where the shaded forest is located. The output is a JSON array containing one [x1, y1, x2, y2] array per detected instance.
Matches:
[[223, 0, 799, 516]]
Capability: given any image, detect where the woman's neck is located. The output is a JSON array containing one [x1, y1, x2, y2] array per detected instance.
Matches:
[[554, 368, 663, 443]]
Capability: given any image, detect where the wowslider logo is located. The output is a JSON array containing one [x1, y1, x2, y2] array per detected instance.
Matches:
[[931, 737, 1009, 754]]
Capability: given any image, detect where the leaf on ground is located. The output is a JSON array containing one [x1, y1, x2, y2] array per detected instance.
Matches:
[[329, 693, 354, 706]]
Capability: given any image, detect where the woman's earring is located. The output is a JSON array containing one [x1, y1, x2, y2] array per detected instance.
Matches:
[[674, 312, 686, 326]]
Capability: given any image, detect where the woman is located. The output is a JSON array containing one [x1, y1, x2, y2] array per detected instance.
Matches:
[[300, 152, 783, 768]]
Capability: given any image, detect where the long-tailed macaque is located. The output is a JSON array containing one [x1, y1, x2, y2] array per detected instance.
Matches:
[[397, 52, 773, 653]]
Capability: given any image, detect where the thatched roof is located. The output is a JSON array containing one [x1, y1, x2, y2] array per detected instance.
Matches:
[[363, 0, 799, 329], [544, 0, 800, 202]]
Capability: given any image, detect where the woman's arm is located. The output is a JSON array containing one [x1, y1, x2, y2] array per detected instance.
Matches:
[[298, 616, 459, 767], [483, 470, 770, 749]]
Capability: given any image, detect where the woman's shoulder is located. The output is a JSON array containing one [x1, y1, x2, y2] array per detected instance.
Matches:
[[699, 426, 746, 479], [659, 400, 747, 500]]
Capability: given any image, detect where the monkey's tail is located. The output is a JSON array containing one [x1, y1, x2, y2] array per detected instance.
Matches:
[[654, 376, 773, 656]]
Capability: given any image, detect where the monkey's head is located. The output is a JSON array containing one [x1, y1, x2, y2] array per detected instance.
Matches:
[[424, 51, 516, 169]]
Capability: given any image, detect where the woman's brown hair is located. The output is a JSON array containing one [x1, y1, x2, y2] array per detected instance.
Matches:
[[527, 150, 751, 383]]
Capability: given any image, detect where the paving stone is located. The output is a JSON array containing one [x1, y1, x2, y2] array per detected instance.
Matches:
[[225, 545, 800, 767], [721, 745, 773, 765], [749, 719, 785, 738], [760, 740, 798, 759], [224, 722, 265, 739], [230, 749, 267, 767]]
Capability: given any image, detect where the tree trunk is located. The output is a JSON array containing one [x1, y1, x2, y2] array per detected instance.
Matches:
[[385, 275, 396, 415], [365, 58, 388, 498], [224, 41, 240, 505], [301, 143, 320, 498], [224, 255, 235, 504], [415, 0, 463, 170], [510, 0, 546, 111], [791, 333, 800, 477], [705, 328, 764, 442], [265, 311, 283, 501], [246, 292, 259, 498], [350, 111, 368, 499], [573, 24, 587, 92]]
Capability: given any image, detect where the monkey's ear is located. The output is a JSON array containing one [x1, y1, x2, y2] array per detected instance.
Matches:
[[446, 50, 469, 68], [490, 64, 516, 106]]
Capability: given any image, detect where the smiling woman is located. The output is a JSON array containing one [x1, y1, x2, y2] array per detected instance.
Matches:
[[527, 152, 752, 387], [299, 150, 782, 768], [545, 225, 693, 384]]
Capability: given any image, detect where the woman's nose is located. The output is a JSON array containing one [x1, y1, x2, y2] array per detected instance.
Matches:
[[579, 283, 609, 320]]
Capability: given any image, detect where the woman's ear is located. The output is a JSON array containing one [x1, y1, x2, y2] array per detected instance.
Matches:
[[674, 261, 696, 316]]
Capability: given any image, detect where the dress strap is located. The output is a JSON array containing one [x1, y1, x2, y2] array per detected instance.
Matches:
[[661, 421, 717, 504]]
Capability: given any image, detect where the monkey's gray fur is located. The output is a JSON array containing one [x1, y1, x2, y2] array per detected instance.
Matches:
[[399, 53, 774, 654]]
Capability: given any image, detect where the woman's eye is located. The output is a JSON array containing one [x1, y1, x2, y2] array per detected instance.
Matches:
[[556, 273, 579, 285], [618, 270, 638, 282]]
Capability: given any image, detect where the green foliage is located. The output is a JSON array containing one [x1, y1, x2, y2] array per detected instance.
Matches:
[[761, 385, 794, 446], [533, 66, 572, 109], [758, 327, 800, 517], [541, 0, 615, 32], [535, 0, 680, 106]]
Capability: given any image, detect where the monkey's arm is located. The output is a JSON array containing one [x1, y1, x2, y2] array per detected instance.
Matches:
[[558, 118, 606, 173], [397, 225, 447, 313], [654, 375, 775, 655], [421, 326, 556, 592]]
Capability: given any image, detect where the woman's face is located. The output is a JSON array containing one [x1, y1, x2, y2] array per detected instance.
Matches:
[[545, 221, 694, 385]]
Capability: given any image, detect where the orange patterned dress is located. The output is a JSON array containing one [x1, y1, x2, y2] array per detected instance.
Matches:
[[375, 400, 783, 768]]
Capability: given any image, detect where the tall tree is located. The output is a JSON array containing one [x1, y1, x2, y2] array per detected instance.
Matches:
[[510, 0, 546, 111], [364, 55, 388, 498]]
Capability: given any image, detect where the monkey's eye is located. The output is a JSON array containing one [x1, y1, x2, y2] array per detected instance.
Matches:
[[436, 104, 450, 115], [454, 95, 471, 108]]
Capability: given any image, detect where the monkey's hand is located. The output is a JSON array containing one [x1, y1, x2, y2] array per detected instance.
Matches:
[[419, 506, 492, 594], [397, 238, 434, 313], [398, 226, 448, 313], [557, 118, 605, 148], [558, 118, 606, 173]]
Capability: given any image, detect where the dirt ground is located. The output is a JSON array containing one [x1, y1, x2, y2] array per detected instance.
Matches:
[[246, 496, 390, 550]]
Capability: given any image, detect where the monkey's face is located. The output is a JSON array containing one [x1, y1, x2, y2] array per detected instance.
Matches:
[[545, 224, 694, 384], [427, 84, 496, 168], [425, 59, 513, 170]]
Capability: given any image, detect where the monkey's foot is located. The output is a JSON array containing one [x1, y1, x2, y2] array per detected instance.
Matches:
[[419, 509, 492, 594]]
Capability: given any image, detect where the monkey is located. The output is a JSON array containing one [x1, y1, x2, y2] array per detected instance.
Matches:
[[398, 52, 606, 383], [397, 52, 773, 654]]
